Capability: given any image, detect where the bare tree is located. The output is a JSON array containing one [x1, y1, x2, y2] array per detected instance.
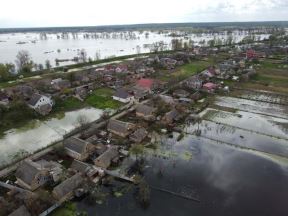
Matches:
[[95, 51, 101, 60], [78, 49, 87, 63], [45, 60, 51, 70], [136, 45, 141, 54], [77, 114, 89, 128], [15, 50, 32, 72]]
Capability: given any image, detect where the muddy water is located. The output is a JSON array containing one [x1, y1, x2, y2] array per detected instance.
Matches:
[[77, 134, 288, 216], [215, 96, 288, 119]]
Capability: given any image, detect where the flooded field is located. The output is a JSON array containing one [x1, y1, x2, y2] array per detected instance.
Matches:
[[215, 96, 288, 119], [201, 108, 288, 139], [0, 31, 269, 67], [0, 108, 102, 166]]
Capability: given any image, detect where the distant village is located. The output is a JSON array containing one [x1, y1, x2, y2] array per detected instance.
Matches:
[[0, 43, 287, 216]]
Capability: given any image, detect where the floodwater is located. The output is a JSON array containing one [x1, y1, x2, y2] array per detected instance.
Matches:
[[0, 31, 270, 67], [77, 134, 288, 216], [215, 96, 288, 119], [76, 94, 288, 216], [201, 108, 288, 139], [0, 108, 102, 166]]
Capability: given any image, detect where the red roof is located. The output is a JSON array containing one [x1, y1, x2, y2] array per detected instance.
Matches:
[[137, 79, 154, 90], [203, 82, 217, 90]]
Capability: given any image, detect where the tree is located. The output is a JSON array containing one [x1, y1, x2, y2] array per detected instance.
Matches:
[[129, 144, 144, 161], [136, 179, 150, 209], [136, 45, 141, 54], [77, 114, 89, 128], [95, 51, 101, 60], [78, 49, 87, 63], [45, 60, 51, 70], [16, 50, 32, 71], [0, 63, 14, 81], [15, 50, 33, 73]]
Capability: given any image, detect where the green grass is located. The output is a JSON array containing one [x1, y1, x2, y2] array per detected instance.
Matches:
[[157, 60, 211, 82], [85, 88, 123, 109], [53, 97, 84, 112], [51, 202, 78, 216]]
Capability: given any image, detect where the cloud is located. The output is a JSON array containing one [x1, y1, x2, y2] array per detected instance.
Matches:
[[0, 0, 287, 27]]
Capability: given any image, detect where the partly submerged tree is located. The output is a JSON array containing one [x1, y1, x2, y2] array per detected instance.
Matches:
[[15, 50, 33, 73]]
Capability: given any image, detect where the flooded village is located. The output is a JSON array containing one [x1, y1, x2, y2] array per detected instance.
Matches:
[[0, 26, 288, 216]]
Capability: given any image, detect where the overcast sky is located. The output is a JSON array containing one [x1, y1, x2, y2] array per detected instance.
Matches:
[[0, 0, 288, 28]]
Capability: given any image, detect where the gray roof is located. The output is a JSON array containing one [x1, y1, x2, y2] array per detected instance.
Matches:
[[113, 89, 132, 99], [94, 146, 119, 168], [107, 119, 135, 135], [130, 128, 148, 142], [27, 93, 42, 106], [64, 137, 89, 154], [15, 160, 40, 186], [8, 205, 31, 216], [70, 160, 92, 173], [136, 104, 155, 116], [53, 173, 84, 199]]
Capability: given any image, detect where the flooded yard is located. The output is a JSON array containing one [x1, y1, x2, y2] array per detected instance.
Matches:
[[0, 108, 102, 166]]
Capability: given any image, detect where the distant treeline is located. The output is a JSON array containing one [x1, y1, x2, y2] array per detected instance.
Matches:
[[1, 21, 288, 33]]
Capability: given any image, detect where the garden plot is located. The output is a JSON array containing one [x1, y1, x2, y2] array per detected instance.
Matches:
[[185, 120, 288, 158], [234, 90, 288, 105], [201, 108, 288, 140], [215, 96, 288, 119]]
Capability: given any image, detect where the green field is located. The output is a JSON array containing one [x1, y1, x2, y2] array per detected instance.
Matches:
[[85, 88, 123, 110], [157, 60, 211, 82]]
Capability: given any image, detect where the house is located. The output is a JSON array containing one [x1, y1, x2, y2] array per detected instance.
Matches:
[[64, 137, 93, 161], [115, 64, 128, 73], [52, 173, 84, 202], [51, 78, 71, 90], [203, 82, 217, 93], [8, 205, 31, 216], [71, 159, 93, 174], [173, 89, 190, 98], [93, 146, 119, 169], [129, 128, 148, 143], [15, 85, 34, 99], [112, 89, 134, 103], [184, 76, 203, 90], [15, 160, 51, 191], [136, 104, 156, 121], [136, 78, 166, 93], [27, 93, 53, 115], [162, 109, 182, 125], [107, 119, 136, 137]]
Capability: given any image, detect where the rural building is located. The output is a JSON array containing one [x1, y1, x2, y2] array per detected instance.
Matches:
[[129, 128, 148, 143], [52, 173, 84, 202], [112, 89, 134, 103], [93, 146, 119, 168], [27, 93, 53, 115], [15, 160, 51, 191], [136, 104, 156, 121], [162, 109, 182, 124], [64, 137, 93, 161], [203, 82, 217, 93], [107, 119, 136, 137]]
